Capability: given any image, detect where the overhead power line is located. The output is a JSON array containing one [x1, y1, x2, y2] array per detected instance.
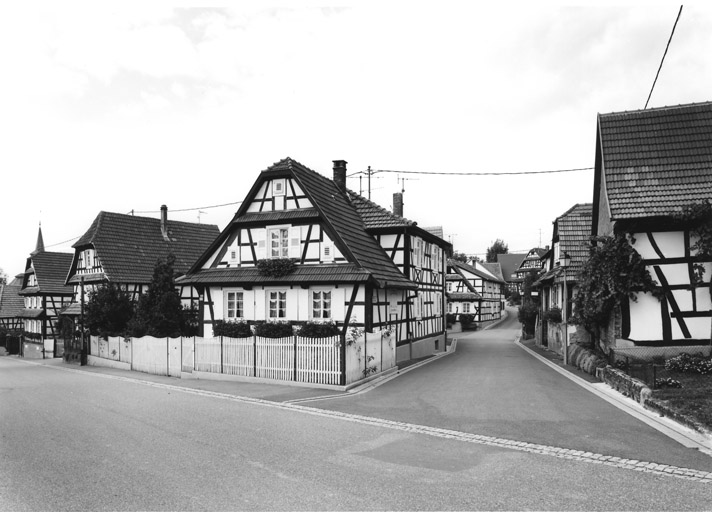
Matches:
[[130, 200, 243, 215], [644, 5, 683, 110], [371, 167, 593, 176]]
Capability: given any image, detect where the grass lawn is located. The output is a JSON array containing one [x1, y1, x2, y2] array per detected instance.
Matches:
[[651, 373, 712, 431]]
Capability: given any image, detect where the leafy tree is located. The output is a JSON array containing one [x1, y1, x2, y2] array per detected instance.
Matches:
[[451, 251, 469, 263], [486, 239, 509, 263], [84, 283, 134, 337], [129, 254, 191, 337], [0, 268, 7, 285]]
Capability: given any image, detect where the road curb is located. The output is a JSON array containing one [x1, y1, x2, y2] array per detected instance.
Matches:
[[514, 335, 712, 456]]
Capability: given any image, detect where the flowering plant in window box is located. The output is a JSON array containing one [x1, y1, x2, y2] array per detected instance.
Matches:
[[256, 258, 297, 278]]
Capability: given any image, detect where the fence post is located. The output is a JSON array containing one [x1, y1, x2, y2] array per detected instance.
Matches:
[[293, 335, 298, 382], [220, 336, 224, 374], [253, 335, 257, 377], [193, 336, 196, 371], [166, 338, 169, 376], [652, 365, 657, 390], [364, 331, 368, 376]]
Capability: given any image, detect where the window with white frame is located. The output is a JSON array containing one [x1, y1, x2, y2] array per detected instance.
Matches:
[[462, 303, 471, 313], [268, 291, 287, 319], [447, 302, 452, 313], [269, 227, 290, 258], [226, 291, 244, 319], [312, 290, 332, 319]]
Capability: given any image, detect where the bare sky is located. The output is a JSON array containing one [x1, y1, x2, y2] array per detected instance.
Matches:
[[2, 2, 711, 278]]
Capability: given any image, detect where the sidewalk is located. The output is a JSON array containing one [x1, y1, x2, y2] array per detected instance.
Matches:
[[516, 336, 712, 456]]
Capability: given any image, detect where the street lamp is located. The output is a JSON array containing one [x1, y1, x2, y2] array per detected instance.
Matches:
[[560, 251, 571, 365]]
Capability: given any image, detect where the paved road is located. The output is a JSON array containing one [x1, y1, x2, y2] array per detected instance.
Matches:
[[308, 310, 712, 474], [1, 316, 712, 510]]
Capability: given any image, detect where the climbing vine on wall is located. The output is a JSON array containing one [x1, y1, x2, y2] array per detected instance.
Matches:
[[676, 201, 712, 297], [571, 234, 660, 333]]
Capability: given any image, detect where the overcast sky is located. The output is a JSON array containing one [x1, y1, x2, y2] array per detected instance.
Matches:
[[2, 2, 711, 278]]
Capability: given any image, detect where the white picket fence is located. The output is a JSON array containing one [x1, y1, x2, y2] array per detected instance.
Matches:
[[89, 330, 395, 386]]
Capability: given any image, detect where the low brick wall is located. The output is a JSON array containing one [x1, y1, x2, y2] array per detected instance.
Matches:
[[596, 365, 651, 405]]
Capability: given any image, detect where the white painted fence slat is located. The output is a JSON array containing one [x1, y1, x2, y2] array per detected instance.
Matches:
[[222, 336, 254, 376], [194, 337, 222, 373]]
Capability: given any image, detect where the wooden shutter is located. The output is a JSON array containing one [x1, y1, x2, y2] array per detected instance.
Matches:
[[255, 229, 266, 260], [289, 227, 301, 258]]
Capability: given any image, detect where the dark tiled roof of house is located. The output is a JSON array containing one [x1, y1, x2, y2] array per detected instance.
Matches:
[[22, 252, 74, 296], [496, 253, 527, 281], [447, 292, 480, 301], [599, 102, 712, 220], [178, 264, 373, 286], [448, 259, 506, 284], [73, 211, 220, 284], [0, 283, 24, 318], [480, 262, 504, 281], [345, 191, 416, 229], [240, 158, 416, 289], [556, 203, 592, 274]]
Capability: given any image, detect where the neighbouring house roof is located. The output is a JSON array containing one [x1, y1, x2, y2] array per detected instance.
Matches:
[[449, 259, 506, 284], [496, 253, 527, 281], [187, 158, 417, 290], [515, 248, 548, 274], [0, 282, 24, 319], [480, 262, 504, 281], [423, 226, 444, 239], [21, 251, 74, 296], [70, 211, 220, 284], [345, 191, 451, 248], [555, 203, 593, 275], [597, 101, 712, 222]]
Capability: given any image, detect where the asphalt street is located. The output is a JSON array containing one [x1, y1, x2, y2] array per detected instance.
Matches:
[[1, 315, 712, 510]]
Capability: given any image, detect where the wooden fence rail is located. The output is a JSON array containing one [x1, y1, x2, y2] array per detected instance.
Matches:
[[89, 330, 395, 387]]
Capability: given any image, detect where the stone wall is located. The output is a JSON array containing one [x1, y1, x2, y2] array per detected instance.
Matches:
[[595, 365, 651, 405]]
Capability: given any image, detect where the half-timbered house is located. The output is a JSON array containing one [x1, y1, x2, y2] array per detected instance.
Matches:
[[592, 101, 712, 351], [0, 276, 24, 331], [534, 203, 592, 354], [513, 247, 548, 294], [346, 192, 451, 359], [63, 207, 220, 316], [179, 158, 450, 364], [446, 259, 506, 326], [496, 253, 527, 295], [18, 232, 74, 358]]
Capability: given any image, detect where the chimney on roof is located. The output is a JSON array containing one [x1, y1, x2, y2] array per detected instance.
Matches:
[[333, 160, 347, 192], [393, 192, 403, 217], [160, 205, 170, 241]]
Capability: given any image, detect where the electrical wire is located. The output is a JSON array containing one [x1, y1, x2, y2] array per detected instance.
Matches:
[[371, 167, 593, 176], [644, 5, 683, 110]]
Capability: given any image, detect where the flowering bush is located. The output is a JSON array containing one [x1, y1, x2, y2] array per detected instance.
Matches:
[[664, 353, 712, 375], [213, 320, 252, 338], [655, 377, 683, 389]]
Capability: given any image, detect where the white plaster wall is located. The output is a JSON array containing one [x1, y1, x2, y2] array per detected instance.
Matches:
[[628, 292, 663, 341]]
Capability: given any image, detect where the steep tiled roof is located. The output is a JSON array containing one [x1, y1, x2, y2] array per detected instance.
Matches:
[[73, 211, 219, 283], [497, 253, 527, 281], [598, 102, 712, 220], [22, 252, 74, 296], [480, 262, 504, 281], [346, 191, 416, 229], [0, 282, 24, 318], [449, 259, 506, 284], [240, 158, 416, 289], [556, 203, 592, 275]]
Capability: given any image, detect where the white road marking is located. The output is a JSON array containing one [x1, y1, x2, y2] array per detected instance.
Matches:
[[26, 359, 712, 483]]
